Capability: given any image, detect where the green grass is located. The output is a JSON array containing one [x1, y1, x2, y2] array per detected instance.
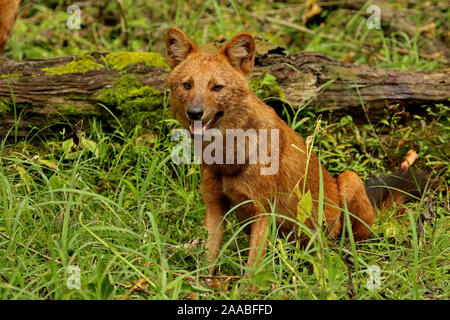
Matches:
[[0, 0, 449, 300]]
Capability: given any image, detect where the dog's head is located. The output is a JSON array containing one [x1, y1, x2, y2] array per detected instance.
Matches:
[[166, 28, 256, 135]]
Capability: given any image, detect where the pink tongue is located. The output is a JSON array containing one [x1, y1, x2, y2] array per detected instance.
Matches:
[[193, 125, 203, 135], [190, 122, 206, 135]]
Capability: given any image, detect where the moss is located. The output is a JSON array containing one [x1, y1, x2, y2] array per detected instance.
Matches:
[[58, 104, 102, 116], [0, 72, 23, 79], [58, 105, 78, 115], [0, 97, 11, 116], [66, 93, 91, 101], [80, 105, 102, 115], [41, 52, 168, 75], [104, 52, 168, 71], [96, 75, 164, 131], [42, 54, 104, 75], [329, 65, 358, 81], [250, 73, 286, 101]]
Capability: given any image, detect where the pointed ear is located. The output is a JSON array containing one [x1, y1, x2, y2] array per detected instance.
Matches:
[[218, 33, 255, 74], [166, 28, 198, 69]]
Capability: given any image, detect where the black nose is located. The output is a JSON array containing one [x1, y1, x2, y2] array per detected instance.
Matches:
[[187, 106, 203, 120]]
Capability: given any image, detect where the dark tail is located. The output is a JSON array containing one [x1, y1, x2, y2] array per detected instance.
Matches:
[[364, 168, 438, 208]]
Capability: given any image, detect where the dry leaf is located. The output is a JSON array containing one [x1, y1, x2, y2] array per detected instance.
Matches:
[[136, 132, 158, 146], [120, 278, 148, 300], [419, 23, 435, 37], [302, 0, 323, 25], [400, 149, 418, 169], [183, 238, 200, 249], [341, 51, 356, 63]]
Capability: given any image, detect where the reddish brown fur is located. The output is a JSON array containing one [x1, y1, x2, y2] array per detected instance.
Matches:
[[0, 0, 20, 52], [166, 28, 376, 274]]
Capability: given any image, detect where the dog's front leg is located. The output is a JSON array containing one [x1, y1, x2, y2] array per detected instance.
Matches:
[[246, 215, 269, 273], [203, 205, 226, 274], [201, 168, 229, 275]]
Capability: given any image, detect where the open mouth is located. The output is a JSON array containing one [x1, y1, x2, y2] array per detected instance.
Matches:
[[189, 111, 224, 135]]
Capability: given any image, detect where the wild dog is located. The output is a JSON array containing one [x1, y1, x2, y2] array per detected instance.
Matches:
[[165, 28, 431, 275], [0, 0, 20, 52]]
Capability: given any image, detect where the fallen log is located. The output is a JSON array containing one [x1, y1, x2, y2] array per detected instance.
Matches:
[[0, 50, 449, 136]]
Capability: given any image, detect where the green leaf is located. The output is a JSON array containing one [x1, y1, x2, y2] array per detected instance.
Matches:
[[100, 275, 114, 299], [81, 138, 99, 157], [49, 174, 66, 189], [62, 138, 74, 154], [252, 270, 277, 291], [297, 189, 313, 223], [15, 164, 32, 193], [37, 158, 59, 171], [261, 73, 276, 86]]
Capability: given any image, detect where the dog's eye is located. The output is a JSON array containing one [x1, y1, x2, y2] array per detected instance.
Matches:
[[212, 85, 223, 92], [183, 82, 191, 90]]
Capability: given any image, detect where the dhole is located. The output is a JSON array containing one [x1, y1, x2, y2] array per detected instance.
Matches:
[[166, 28, 430, 275], [0, 0, 20, 52]]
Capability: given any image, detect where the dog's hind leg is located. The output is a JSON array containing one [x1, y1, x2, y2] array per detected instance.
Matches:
[[337, 171, 376, 241]]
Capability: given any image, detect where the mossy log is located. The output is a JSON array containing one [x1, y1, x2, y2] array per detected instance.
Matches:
[[0, 50, 449, 136]]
